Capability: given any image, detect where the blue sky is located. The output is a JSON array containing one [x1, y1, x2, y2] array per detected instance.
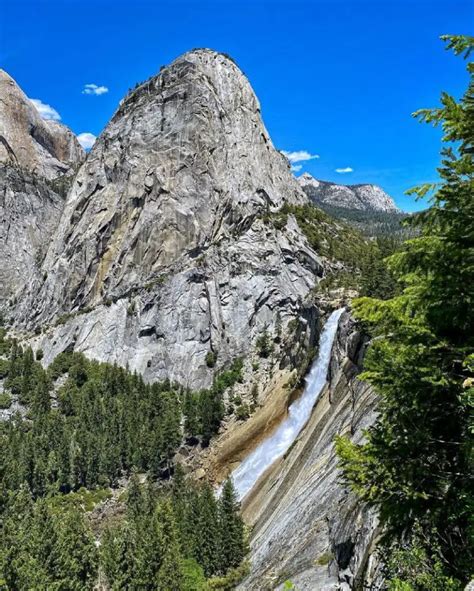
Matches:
[[1, 0, 471, 211]]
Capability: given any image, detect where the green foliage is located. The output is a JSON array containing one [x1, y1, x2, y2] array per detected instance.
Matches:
[[219, 479, 247, 571], [2, 488, 97, 590], [1, 348, 183, 495], [336, 36, 474, 587], [206, 349, 218, 368], [101, 475, 247, 589], [207, 561, 251, 590], [182, 558, 209, 591], [272, 202, 369, 268], [0, 390, 12, 409], [256, 329, 274, 358], [383, 524, 463, 591], [358, 236, 400, 299], [184, 358, 244, 445], [0, 331, 248, 588], [314, 203, 412, 239], [272, 202, 400, 298], [235, 403, 250, 421]]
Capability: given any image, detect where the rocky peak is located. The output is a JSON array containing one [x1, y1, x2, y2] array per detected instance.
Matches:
[[16, 48, 319, 389], [298, 172, 399, 213], [298, 171, 321, 190], [0, 69, 84, 179]]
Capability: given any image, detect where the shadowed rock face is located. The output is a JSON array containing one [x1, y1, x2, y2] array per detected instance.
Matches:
[[0, 69, 84, 179], [16, 49, 327, 389], [299, 172, 399, 213]]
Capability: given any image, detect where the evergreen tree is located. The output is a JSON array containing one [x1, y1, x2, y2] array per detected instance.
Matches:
[[336, 35, 474, 588], [31, 369, 51, 416], [155, 498, 185, 591], [196, 482, 221, 577], [101, 522, 138, 591], [126, 470, 145, 519], [218, 479, 246, 572]]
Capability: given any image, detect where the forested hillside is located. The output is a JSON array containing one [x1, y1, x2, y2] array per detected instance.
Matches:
[[0, 329, 247, 589]]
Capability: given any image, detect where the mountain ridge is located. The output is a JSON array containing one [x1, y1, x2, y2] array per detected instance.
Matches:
[[298, 171, 400, 213]]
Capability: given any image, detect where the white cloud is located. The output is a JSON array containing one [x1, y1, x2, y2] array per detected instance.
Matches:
[[282, 150, 319, 163], [291, 164, 303, 173], [77, 132, 97, 150], [335, 167, 354, 173], [29, 98, 61, 121], [82, 83, 109, 96]]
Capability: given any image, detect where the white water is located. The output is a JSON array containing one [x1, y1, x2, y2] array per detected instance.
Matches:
[[231, 308, 345, 501]]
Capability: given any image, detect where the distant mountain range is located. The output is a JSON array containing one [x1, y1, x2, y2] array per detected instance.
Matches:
[[297, 172, 400, 213], [298, 172, 409, 238]]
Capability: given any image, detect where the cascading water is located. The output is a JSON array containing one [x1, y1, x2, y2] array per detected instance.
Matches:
[[231, 307, 345, 501]]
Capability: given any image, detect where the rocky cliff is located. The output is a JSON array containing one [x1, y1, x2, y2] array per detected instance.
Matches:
[[236, 310, 380, 590], [0, 165, 64, 309], [0, 70, 84, 312], [0, 69, 84, 179], [299, 172, 399, 213], [14, 49, 334, 390]]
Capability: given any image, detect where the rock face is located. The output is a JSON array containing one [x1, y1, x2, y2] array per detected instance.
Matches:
[[0, 165, 64, 308], [299, 172, 399, 213], [5, 49, 383, 588], [238, 310, 380, 590], [0, 69, 84, 179], [16, 49, 327, 389]]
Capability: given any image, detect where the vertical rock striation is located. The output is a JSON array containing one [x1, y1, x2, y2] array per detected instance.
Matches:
[[16, 49, 327, 389]]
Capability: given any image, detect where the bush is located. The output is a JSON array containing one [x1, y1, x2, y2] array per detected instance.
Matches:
[[235, 403, 250, 421], [205, 350, 218, 368], [256, 330, 273, 358], [0, 391, 12, 409], [0, 358, 10, 378], [208, 561, 250, 590]]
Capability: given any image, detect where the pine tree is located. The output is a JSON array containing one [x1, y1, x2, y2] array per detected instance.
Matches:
[[195, 482, 221, 577], [336, 35, 474, 587], [101, 522, 138, 591], [127, 470, 144, 519], [50, 503, 97, 590], [155, 498, 185, 591], [31, 368, 51, 416], [218, 479, 246, 572]]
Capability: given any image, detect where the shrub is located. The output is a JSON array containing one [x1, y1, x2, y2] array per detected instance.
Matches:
[[205, 350, 218, 368], [235, 403, 250, 421], [0, 358, 10, 378], [256, 330, 273, 358], [0, 391, 12, 409]]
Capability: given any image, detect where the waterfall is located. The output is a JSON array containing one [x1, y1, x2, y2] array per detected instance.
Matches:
[[231, 307, 345, 501]]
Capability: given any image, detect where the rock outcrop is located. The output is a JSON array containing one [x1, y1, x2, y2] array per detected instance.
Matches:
[[237, 310, 380, 590], [299, 172, 399, 213], [0, 69, 84, 179], [0, 165, 64, 309], [16, 49, 329, 389]]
